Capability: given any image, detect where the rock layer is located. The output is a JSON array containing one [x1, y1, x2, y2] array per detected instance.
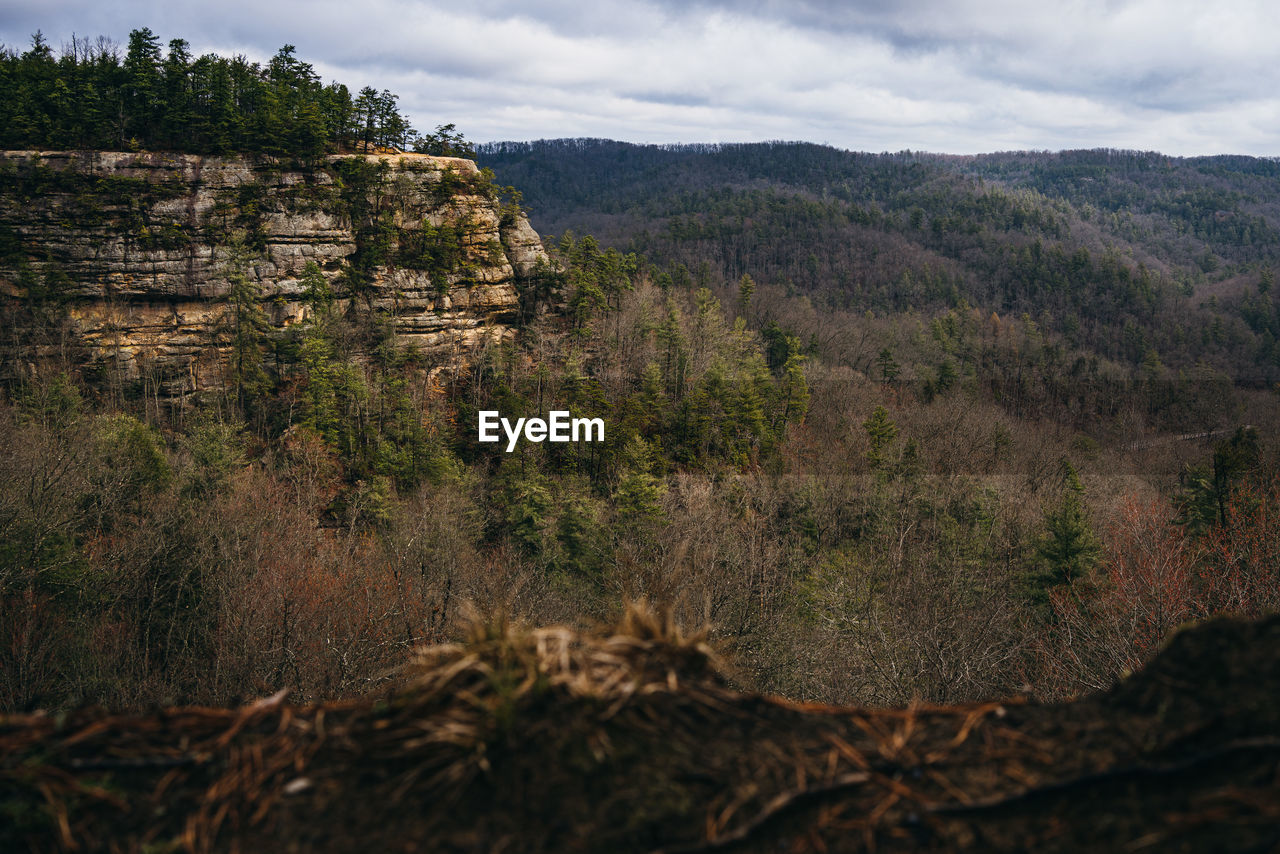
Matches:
[[0, 150, 549, 397]]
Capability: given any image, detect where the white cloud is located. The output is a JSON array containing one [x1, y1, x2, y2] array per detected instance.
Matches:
[[1, 0, 1277, 154]]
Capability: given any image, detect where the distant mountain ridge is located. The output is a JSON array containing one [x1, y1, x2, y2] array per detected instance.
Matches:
[[479, 139, 1280, 384]]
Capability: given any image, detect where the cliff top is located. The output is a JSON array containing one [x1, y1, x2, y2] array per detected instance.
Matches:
[[330, 151, 482, 174], [1, 149, 482, 174]]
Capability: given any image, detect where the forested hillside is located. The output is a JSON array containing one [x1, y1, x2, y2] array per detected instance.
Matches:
[[2, 13, 1278, 850], [1, 35, 1277, 730], [480, 140, 1280, 386]]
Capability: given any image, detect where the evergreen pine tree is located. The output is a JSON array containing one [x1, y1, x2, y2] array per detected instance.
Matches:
[[863, 406, 897, 470], [737, 273, 755, 318], [1032, 459, 1100, 597], [223, 245, 271, 411]]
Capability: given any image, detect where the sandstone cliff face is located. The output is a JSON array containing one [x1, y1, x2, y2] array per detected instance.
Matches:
[[0, 150, 549, 397]]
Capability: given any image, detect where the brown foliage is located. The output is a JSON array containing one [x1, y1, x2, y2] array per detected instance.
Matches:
[[3, 610, 1279, 853], [1042, 481, 1280, 698]]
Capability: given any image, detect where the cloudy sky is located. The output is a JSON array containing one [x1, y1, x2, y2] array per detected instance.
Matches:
[[3, 0, 1277, 155]]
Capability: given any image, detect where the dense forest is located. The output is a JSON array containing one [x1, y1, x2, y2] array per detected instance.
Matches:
[[1, 50, 1277, 719], [0, 29, 474, 156], [3, 224, 1276, 714], [480, 140, 1280, 388]]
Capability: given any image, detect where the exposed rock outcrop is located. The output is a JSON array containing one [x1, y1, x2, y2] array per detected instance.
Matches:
[[0, 150, 549, 397]]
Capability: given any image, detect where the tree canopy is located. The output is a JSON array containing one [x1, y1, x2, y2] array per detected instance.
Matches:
[[0, 29, 467, 157]]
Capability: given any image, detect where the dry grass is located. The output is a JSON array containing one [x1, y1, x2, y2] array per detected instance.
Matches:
[[3, 606, 1279, 853]]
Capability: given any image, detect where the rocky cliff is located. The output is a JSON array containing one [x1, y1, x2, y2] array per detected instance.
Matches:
[[0, 150, 549, 398]]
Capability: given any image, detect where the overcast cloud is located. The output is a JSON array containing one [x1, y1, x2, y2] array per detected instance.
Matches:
[[2, 0, 1276, 155]]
